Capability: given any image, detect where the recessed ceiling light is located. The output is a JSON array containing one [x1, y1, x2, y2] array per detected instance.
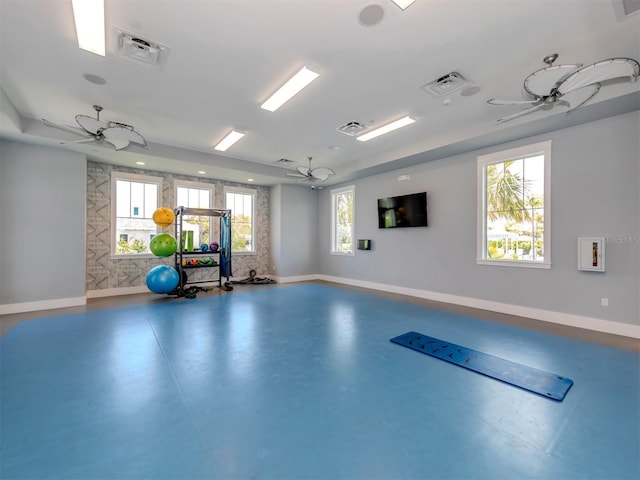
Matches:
[[198, 170, 206, 175], [136, 161, 145, 165], [247, 178, 254, 182], [214, 130, 245, 151], [356, 115, 416, 142], [391, 0, 418, 10], [71, 0, 105, 56], [261, 66, 319, 112]]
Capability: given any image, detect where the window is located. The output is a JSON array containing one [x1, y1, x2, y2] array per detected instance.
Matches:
[[331, 185, 355, 255], [225, 186, 256, 253], [176, 181, 214, 246], [478, 140, 551, 268], [111, 172, 163, 256]]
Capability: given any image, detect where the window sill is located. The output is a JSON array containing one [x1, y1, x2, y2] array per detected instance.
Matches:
[[331, 251, 355, 257], [477, 259, 551, 269], [110, 253, 157, 260]]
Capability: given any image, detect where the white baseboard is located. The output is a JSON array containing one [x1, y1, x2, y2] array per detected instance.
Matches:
[[87, 281, 229, 299], [87, 286, 149, 298], [315, 274, 640, 340], [272, 274, 318, 284], [0, 296, 87, 315]]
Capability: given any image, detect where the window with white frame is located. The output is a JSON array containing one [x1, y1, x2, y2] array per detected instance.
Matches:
[[225, 186, 256, 253], [176, 180, 214, 247], [331, 185, 355, 255], [477, 140, 551, 268], [111, 172, 163, 256]]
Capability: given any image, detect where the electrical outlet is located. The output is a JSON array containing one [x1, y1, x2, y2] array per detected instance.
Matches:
[[601, 298, 609, 307]]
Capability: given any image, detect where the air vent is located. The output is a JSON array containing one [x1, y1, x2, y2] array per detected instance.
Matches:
[[115, 29, 170, 67], [613, 0, 640, 21], [421, 71, 470, 97], [276, 158, 294, 164], [623, 0, 640, 15], [338, 121, 367, 136]]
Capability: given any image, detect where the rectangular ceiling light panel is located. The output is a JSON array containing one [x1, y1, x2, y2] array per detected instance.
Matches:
[[72, 0, 106, 56], [356, 116, 416, 142], [261, 66, 320, 112], [391, 0, 418, 10], [214, 130, 245, 151]]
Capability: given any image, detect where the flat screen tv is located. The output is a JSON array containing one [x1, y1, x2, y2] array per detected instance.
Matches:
[[378, 192, 428, 228]]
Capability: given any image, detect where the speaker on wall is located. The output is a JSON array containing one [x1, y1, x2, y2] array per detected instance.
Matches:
[[357, 239, 372, 250]]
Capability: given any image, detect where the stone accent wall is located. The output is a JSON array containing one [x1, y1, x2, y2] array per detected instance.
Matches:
[[86, 161, 270, 292]]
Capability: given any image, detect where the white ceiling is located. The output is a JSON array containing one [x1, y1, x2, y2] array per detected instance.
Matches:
[[1, 0, 639, 186]]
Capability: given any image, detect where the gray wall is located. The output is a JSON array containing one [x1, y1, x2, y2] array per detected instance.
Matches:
[[0, 140, 86, 304], [315, 112, 639, 326], [270, 184, 282, 277], [270, 183, 318, 277]]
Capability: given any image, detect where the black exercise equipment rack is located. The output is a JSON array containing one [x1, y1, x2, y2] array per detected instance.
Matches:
[[172, 206, 233, 297]]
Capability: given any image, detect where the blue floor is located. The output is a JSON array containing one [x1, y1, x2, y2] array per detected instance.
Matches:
[[1, 284, 638, 479]]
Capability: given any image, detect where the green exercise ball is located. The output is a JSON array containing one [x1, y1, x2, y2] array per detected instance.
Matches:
[[150, 233, 177, 257]]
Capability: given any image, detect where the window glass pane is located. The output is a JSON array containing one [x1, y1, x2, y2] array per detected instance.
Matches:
[[175, 185, 213, 246], [336, 191, 353, 253], [188, 188, 199, 208], [199, 190, 209, 208], [130, 182, 144, 217], [177, 187, 188, 207], [331, 186, 354, 254], [116, 181, 130, 217], [144, 183, 157, 217], [226, 190, 254, 253], [481, 145, 547, 264], [113, 174, 162, 255]]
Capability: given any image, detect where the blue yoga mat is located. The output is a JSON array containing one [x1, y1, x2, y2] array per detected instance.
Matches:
[[390, 331, 573, 401]]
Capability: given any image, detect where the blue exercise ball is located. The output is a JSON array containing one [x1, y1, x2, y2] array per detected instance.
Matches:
[[146, 265, 180, 294]]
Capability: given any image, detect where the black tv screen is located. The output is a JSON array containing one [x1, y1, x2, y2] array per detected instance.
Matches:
[[378, 192, 428, 228]]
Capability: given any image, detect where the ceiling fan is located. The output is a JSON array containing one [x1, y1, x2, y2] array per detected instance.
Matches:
[[487, 54, 640, 123], [42, 105, 147, 151], [286, 157, 335, 182]]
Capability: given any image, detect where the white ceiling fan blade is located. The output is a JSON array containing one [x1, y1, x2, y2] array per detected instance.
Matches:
[[102, 126, 147, 148], [558, 83, 601, 112], [296, 166, 310, 176], [524, 64, 582, 97], [496, 103, 547, 124], [286, 172, 308, 178], [103, 138, 131, 151], [311, 167, 335, 179], [558, 58, 640, 94], [42, 119, 93, 138], [311, 173, 329, 182], [59, 138, 99, 146], [487, 98, 539, 106], [75, 115, 109, 135]]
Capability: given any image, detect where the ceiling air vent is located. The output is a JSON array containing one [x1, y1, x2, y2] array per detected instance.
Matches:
[[421, 71, 470, 97], [613, 0, 640, 21], [622, 0, 640, 15], [276, 158, 294, 164], [338, 121, 366, 136], [115, 29, 170, 67]]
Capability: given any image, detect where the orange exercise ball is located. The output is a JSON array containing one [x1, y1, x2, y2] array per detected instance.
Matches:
[[152, 207, 175, 227]]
